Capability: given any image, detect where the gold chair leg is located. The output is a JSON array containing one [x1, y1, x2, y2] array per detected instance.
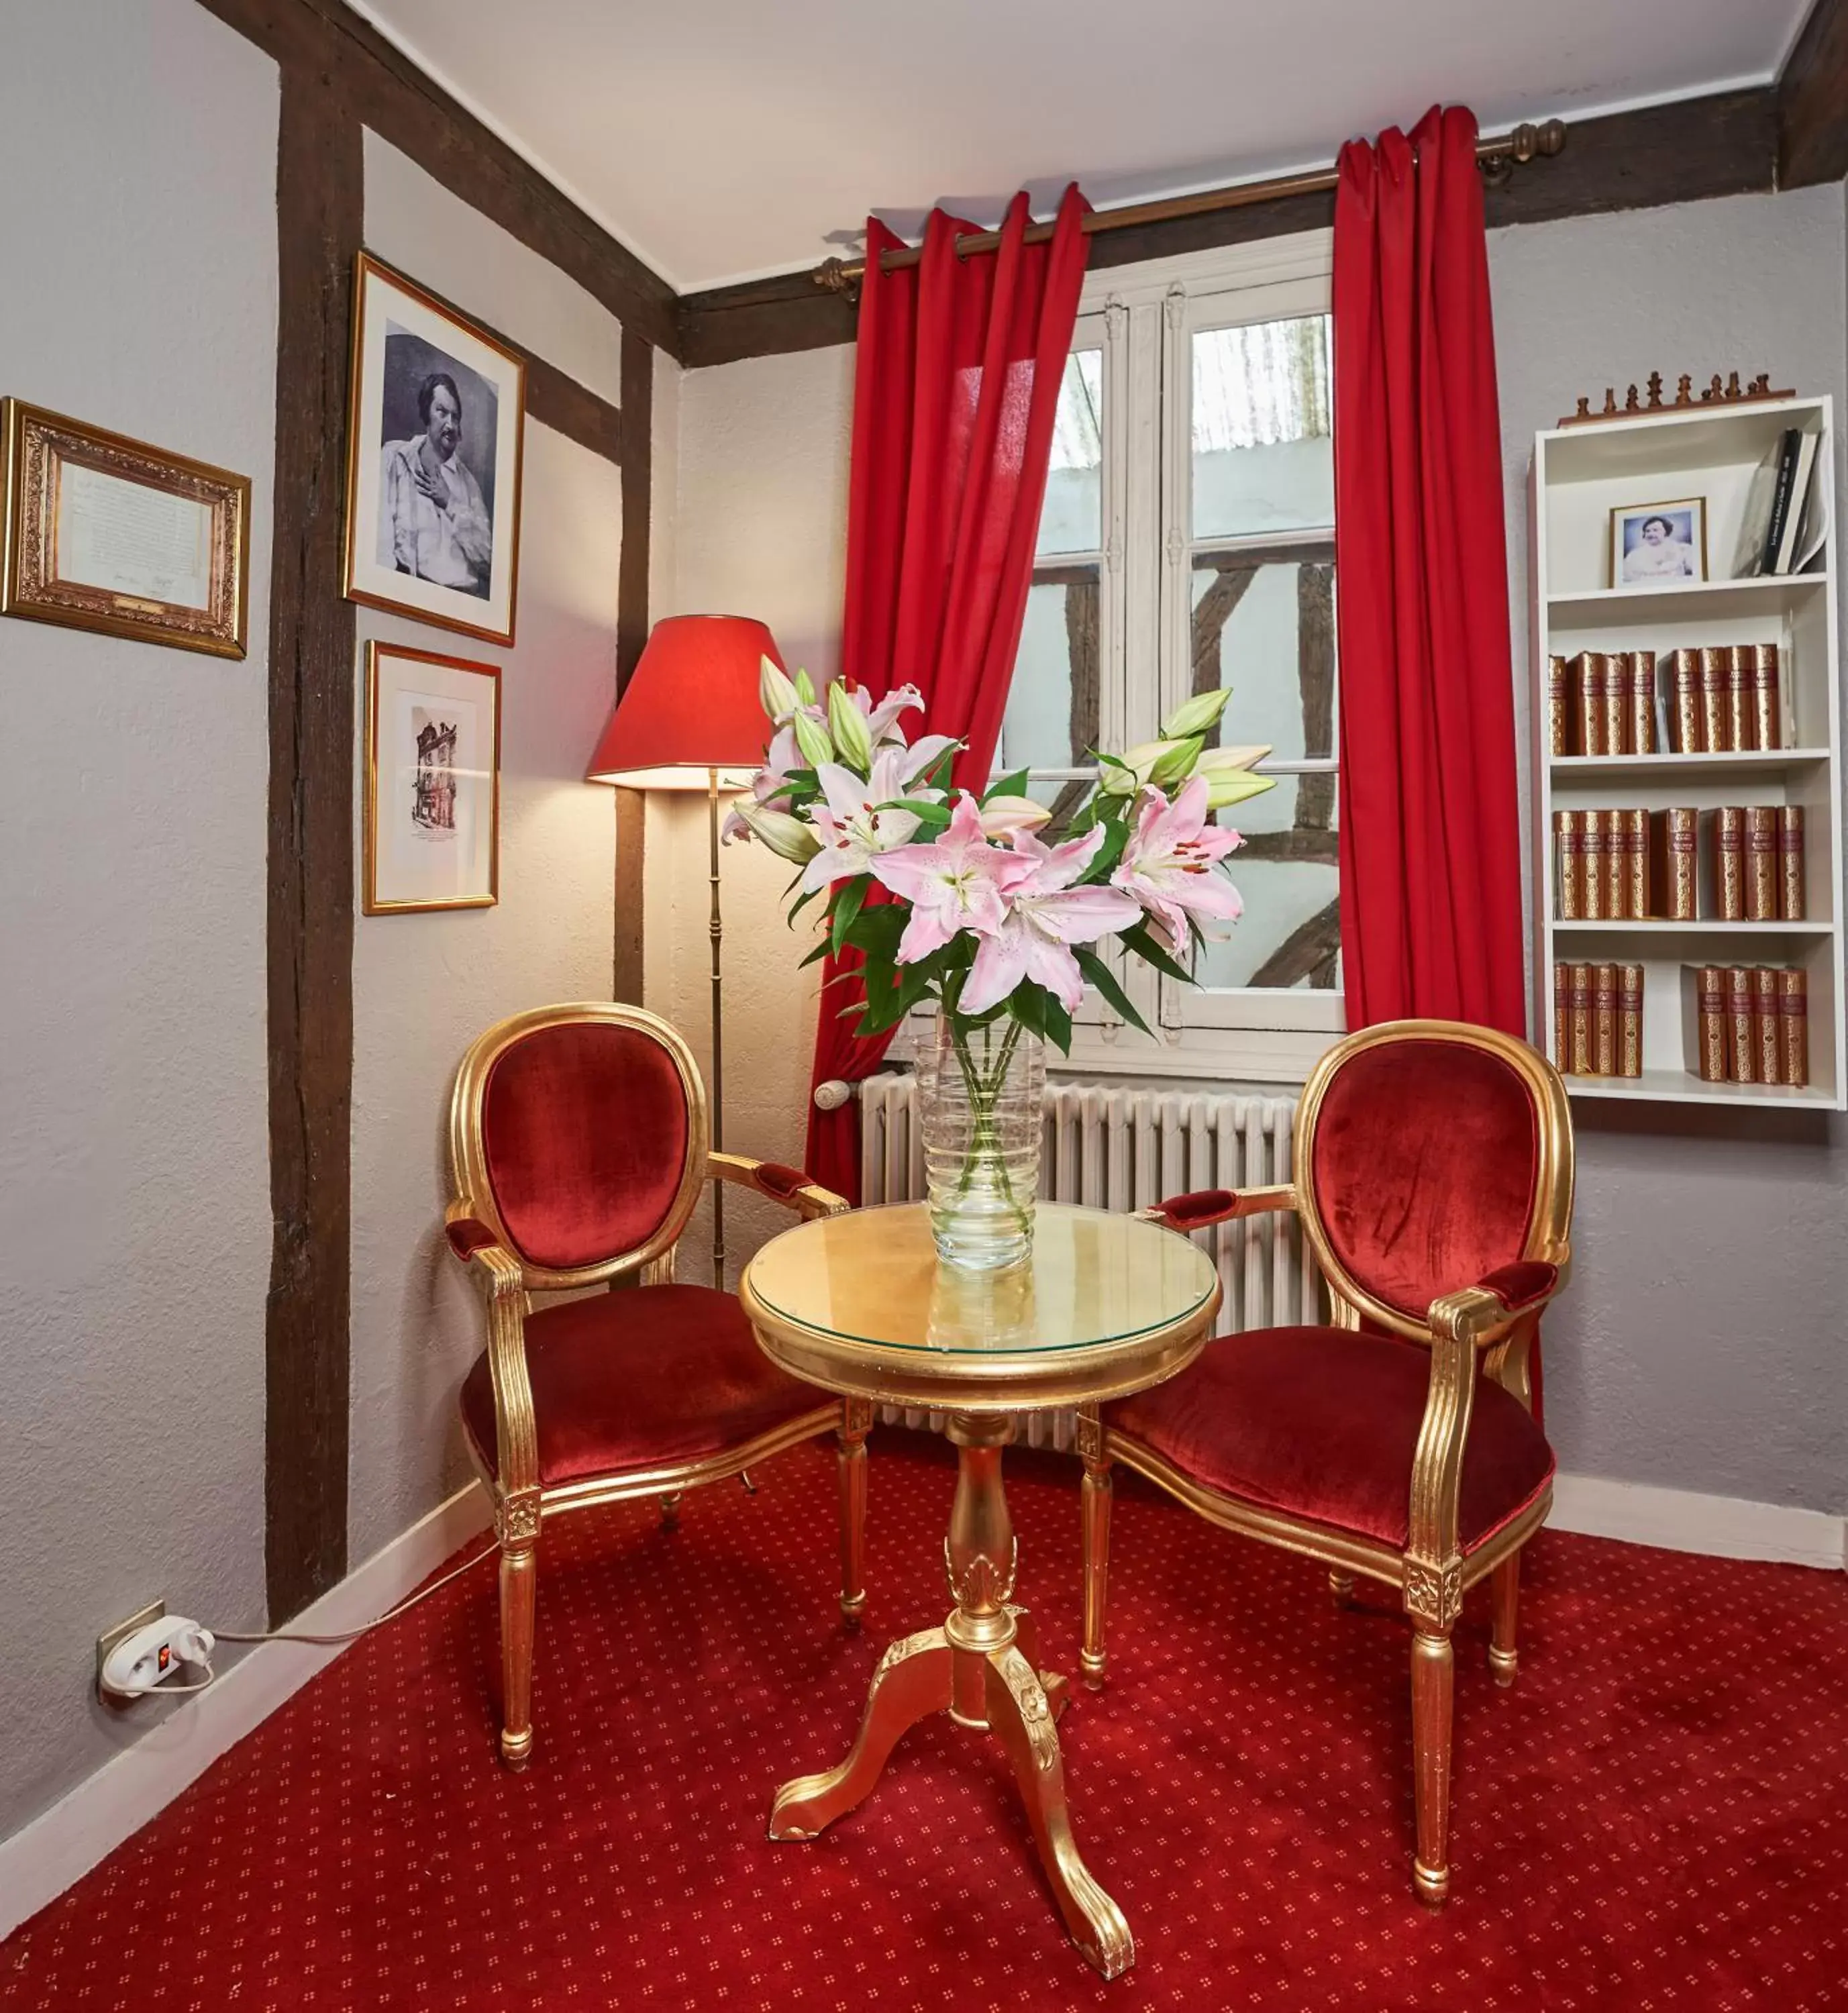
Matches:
[[659, 1492, 681, 1529], [1329, 1569, 1355, 1607], [837, 1400, 872, 1629], [1079, 1420, 1112, 1689], [498, 1535, 538, 1771], [1410, 1627, 1455, 1905], [1488, 1552, 1520, 1687]]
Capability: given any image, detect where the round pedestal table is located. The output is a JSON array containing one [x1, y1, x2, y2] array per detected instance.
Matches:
[[740, 1201, 1221, 1981]]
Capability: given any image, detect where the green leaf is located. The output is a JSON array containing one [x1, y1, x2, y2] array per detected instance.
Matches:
[[1074, 947, 1153, 1037], [1041, 994, 1073, 1055], [982, 767, 1030, 806], [881, 797, 952, 828], [1005, 983, 1046, 1041], [829, 877, 867, 956], [843, 905, 906, 958], [1077, 817, 1129, 884], [799, 937, 833, 969], [1121, 922, 1195, 986]]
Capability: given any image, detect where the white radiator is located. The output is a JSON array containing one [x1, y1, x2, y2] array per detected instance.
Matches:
[[859, 1073, 1325, 1449]]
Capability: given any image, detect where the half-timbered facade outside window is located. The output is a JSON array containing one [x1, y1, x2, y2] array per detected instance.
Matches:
[[995, 233, 1341, 1083]]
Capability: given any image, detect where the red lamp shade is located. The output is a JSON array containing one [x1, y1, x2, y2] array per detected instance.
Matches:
[[586, 615, 782, 790]]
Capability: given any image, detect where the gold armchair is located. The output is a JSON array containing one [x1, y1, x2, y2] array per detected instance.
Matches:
[[1079, 1019, 1574, 1903], [445, 1002, 871, 1770]]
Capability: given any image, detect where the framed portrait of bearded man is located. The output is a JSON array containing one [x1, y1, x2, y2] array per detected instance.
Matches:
[[344, 252, 525, 646]]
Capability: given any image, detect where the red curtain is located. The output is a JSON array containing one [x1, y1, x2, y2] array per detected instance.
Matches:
[[1333, 107, 1525, 1039], [803, 185, 1091, 1198]]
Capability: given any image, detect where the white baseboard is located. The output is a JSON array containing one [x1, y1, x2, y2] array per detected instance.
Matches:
[[1552, 1472, 1847, 1571], [0, 1480, 493, 1942]]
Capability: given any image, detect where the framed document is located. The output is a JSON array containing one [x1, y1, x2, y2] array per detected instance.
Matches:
[[364, 640, 501, 915], [1, 401, 250, 658], [345, 253, 525, 648]]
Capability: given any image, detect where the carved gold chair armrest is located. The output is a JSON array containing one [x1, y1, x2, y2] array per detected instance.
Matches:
[[1407, 1258, 1566, 1580], [1135, 1184, 1298, 1231], [708, 1151, 850, 1221], [444, 1202, 540, 1510]]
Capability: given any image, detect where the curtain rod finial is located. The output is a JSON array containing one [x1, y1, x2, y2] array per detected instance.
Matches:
[[816, 256, 862, 303]]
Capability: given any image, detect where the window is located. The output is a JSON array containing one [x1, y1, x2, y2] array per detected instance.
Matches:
[[995, 234, 1343, 1081]]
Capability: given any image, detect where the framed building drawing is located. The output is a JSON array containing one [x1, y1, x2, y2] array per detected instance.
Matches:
[[364, 640, 501, 914], [0, 399, 250, 658], [344, 252, 525, 646]]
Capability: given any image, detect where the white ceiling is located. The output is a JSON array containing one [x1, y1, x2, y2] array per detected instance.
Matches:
[[352, 0, 1812, 295]]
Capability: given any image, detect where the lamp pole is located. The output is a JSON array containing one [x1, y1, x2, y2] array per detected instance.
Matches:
[[707, 765, 726, 1289]]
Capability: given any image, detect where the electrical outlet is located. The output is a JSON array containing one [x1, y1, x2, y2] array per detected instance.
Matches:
[[97, 1600, 164, 1704]]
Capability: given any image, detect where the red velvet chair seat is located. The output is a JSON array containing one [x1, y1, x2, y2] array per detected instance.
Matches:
[[460, 1284, 823, 1488], [1105, 1326, 1553, 1554]]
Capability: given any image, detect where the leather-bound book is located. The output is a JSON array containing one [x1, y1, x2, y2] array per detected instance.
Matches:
[[1548, 655, 1570, 756], [1618, 963, 1644, 1078], [1571, 654, 1608, 756], [1627, 650, 1657, 755], [1753, 966, 1782, 1084], [1699, 647, 1730, 753], [1592, 963, 1618, 1076], [1745, 806, 1779, 921], [1602, 652, 1629, 755], [1602, 808, 1626, 920], [1688, 964, 1727, 1082], [1582, 813, 1608, 919], [1568, 964, 1592, 1076], [1778, 804, 1805, 920], [1751, 643, 1781, 750], [1553, 963, 1570, 1068], [1622, 807, 1649, 920], [1650, 808, 1698, 920], [1725, 964, 1756, 1084], [1554, 809, 1585, 919], [1665, 648, 1703, 753], [1780, 968, 1808, 1087], [1711, 807, 1745, 921], [1726, 646, 1756, 752]]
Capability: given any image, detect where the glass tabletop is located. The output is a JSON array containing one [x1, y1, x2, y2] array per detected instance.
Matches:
[[743, 1202, 1218, 1357]]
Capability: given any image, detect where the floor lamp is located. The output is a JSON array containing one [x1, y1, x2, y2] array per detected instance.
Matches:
[[586, 614, 784, 1290]]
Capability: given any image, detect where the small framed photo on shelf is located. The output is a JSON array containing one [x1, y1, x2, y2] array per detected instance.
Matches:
[[1610, 497, 1706, 588], [0, 399, 250, 658], [344, 252, 525, 647], [364, 640, 501, 915]]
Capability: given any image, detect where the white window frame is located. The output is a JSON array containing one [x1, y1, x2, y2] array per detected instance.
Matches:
[[1040, 231, 1346, 1085]]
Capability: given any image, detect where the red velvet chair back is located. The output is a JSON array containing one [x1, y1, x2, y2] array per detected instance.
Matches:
[[449, 1004, 708, 1286], [1296, 1020, 1572, 1337]]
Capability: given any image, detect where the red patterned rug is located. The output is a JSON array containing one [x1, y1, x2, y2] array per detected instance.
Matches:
[[5, 1431, 1845, 2010]]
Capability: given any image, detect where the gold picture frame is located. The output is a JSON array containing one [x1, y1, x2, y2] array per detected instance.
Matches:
[[1609, 495, 1707, 588], [364, 639, 502, 915], [344, 252, 525, 648], [0, 399, 250, 658]]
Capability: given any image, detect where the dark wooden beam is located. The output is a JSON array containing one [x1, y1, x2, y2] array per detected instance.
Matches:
[[519, 354, 623, 466], [196, 0, 680, 357], [1780, 0, 1848, 188], [264, 58, 362, 1624], [679, 268, 860, 371], [1249, 898, 1341, 989], [613, 327, 654, 1006]]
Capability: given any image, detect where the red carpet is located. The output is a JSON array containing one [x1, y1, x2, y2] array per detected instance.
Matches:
[[5, 1432, 1845, 2010]]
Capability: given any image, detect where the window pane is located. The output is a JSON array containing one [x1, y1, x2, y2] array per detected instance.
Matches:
[[1037, 348, 1104, 556], [999, 572, 1100, 772], [1189, 556, 1335, 762], [1198, 776, 1340, 990], [1192, 315, 1332, 541]]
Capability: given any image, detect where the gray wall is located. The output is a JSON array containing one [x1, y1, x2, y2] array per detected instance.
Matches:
[[1490, 183, 1848, 1516], [0, 0, 279, 1840]]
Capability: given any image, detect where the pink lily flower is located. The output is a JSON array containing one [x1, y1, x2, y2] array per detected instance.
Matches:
[[870, 792, 1036, 963], [1111, 775, 1245, 951], [799, 747, 925, 892], [960, 828, 1143, 1015], [852, 682, 925, 745]]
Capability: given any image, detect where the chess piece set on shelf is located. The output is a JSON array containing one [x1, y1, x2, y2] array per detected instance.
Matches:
[[1561, 371, 1794, 428]]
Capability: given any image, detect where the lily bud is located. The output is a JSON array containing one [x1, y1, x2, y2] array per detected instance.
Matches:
[[1204, 769, 1277, 811], [791, 707, 834, 769], [793, 667, 817, 709], [978, 794, 1052, 837], [1160, 686, 1233, 740], [1198, 743, 1272, 776], [1098, 741, 1165, 794], [758, 655, 799, 722], [733, 803, 821, 864], [827, 679, 874, 770], [1147, 735, 1204, 786]]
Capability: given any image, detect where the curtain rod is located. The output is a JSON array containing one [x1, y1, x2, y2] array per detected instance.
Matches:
[[813, 118, 1567, 297]]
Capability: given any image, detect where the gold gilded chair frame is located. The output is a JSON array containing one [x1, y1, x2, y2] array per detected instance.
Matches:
[[446, 1001, 871, 1770], [1078, 1018, 1574, 1905]]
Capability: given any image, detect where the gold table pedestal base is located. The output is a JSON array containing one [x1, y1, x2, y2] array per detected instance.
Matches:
[[766, 1418, 1135, 1982]]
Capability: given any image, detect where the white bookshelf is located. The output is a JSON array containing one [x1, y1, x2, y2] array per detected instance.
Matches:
[[1529, 397, 1845, 1109]]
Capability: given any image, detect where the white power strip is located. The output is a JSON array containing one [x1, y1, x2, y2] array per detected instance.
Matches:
[[98, 1616, 215, 1700]]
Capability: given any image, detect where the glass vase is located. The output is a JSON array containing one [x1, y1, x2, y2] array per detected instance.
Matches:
[[915, 1012, 1045, 1272]]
